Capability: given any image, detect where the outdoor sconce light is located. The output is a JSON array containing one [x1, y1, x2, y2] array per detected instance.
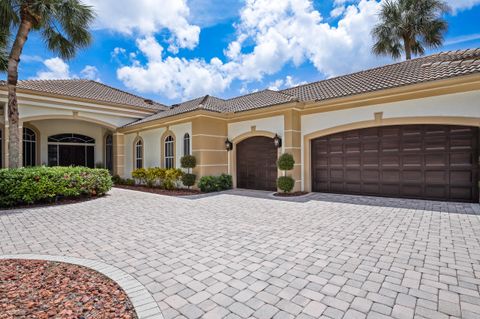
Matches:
[[225, 139, 233, 151], [273, 134, 282, 148]]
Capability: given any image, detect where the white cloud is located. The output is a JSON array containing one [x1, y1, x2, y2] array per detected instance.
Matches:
[[116, 0, 480, 100], [447, 0, 480, 13], [81, 65, 101, 81], [84, 0, 200, 52], [224, 0, 388, 80], [117, 37, 232, 99], [34, 57, 71, 79], [269, 75, 307, 91]]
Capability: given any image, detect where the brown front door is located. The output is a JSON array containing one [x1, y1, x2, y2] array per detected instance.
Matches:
[[311, 125, 479, 202], [237, 136, 278, 191]]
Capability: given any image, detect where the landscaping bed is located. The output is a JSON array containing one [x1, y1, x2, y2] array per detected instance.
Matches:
[[0, 259, 136, 319], [115, 184, 202, 196], [273, 191, 309, 197]]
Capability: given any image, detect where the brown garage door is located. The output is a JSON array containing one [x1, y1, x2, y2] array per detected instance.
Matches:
[[237, 136, 277, 191], [311, 125, 479, 202]]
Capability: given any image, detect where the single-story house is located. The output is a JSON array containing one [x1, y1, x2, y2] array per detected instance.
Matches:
[[1, 48, 479, 202]]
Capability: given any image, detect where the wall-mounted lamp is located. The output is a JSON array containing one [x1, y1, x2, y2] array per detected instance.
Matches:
[[225, 139, 233, 151], [273, 134, 282, 148]]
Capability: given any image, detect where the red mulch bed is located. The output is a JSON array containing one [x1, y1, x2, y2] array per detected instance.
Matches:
[[0, 259, 137, 319], [115, 185, 202, 196], [273, 191, 309, 197], [1, 196, 101, 211]]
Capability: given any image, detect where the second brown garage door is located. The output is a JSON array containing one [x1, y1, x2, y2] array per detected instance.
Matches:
[[311, 125, 479, 202], [237, 136, 278, 191]]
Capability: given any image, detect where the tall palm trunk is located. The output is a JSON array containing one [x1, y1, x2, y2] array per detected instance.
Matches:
[[7, 17, 33, 168], [403, 35, 412, 60]]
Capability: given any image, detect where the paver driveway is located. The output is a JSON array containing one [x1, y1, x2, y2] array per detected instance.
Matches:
[[1, 188, 480, 319]]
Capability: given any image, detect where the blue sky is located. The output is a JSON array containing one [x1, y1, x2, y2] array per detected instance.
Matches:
[[7, 0, 480, 106]]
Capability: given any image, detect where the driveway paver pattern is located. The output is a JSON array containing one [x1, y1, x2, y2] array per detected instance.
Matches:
[[1, 188, 480, 319]]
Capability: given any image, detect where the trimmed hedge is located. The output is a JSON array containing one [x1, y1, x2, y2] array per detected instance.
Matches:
[[131, 167, 184, 190], [0, 166, 113, 208], [198, 174, 233, 193]]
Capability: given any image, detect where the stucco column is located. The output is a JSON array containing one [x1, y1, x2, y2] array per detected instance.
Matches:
[[2, 124, 7, 168], [191, 117, 228, 179], [18, 123, 23, 167], [284, 109, 302, 192], [113, 132, 125, 177]]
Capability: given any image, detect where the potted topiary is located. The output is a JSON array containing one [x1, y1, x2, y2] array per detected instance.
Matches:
[[276, 153, 295, 193], [180, 155, 197, 189]]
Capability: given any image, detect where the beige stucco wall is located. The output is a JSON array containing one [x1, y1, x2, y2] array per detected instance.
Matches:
[[123, 122, 192, 177], [27, 119, 110, 166], [300, 90, 480, 191], [228, 115, 285, 146]]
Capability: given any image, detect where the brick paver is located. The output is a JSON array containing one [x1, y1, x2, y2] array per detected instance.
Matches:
[[1, 188, 480, 319]]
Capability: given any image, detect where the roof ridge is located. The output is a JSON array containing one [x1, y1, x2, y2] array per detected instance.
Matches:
[[280, 49, 476, 94], [84, 80, 167, 107]]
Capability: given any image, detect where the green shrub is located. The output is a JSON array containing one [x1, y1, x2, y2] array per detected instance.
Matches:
[[163, 168, 184, 190], [132, 168, 147, 184], [112, 175, 135, 186], [277, 153, 295, 171], [112, 174, 122, 184], [0, 166, 112, 208], [181, 173, 196, 188], [277, 176, 294, 193], [198, 174, 233, 193], [180, 155, 197, 169], [218, 173, 233, 190]]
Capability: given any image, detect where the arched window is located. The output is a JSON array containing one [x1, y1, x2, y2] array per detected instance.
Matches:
[[23, 127, 37, 167], [105, 134, 113, 172], [164, 135, 174, 169], [135, 139, 143, 169], [48, 133, 95, 168], [183, 133, 190, 156]]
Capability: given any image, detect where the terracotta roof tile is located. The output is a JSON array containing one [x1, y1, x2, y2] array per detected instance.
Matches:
[[0, 79, 168, 111], [281, 48, 480, 102]]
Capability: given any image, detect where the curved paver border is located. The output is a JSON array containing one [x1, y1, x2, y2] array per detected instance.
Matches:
[[0, 254, 164, 319]]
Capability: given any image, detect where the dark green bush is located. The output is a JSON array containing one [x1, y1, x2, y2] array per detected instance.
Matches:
[[277, 153, 295, 171], [198, 174, 233, 193], [180, 155, 197, 169], [0, 166, 113, 207], [182, 173, 196, 188], [277, 176, 294, 193], [112, 175, 135, 186]]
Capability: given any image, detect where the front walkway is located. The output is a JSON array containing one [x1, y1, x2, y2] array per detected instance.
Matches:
[[1, 188, 480, 319]]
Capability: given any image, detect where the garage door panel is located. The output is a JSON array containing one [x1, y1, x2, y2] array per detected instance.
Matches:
[[312, 124, 479, 202]]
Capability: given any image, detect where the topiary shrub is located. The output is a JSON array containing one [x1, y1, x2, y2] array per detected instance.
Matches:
[[0, 166, 112, 208], [277, 176, 295, 193], [277, 153, 294, 171], [198, 174, 233, 193], [180, 155, 196, 169], [180, 155, 197, 189], [181, 173, 196, 188], [277, 153, 295, 193]]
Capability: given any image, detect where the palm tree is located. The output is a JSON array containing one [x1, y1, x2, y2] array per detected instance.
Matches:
[[372, 0, 449, 60], [0, 0, 94, 168]]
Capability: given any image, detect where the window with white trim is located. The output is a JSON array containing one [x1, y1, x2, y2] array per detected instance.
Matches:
[[183, 133, 190, 156], [23, 127, 36, 167], [135, 139, 143, 169], [165, 135, 174, 169]]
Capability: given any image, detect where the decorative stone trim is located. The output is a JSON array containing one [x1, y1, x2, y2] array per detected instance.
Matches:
[[0, 254, 164, 319]]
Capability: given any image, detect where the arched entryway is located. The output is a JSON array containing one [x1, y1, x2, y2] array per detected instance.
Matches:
[[48, 134, 95, 168], [236, 136, 278, 191], [311, 124, 479, 202]]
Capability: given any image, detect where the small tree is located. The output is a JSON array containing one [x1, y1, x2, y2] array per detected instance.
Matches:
[[277, 153, 295, 193], [180, 155, 196, 189]]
